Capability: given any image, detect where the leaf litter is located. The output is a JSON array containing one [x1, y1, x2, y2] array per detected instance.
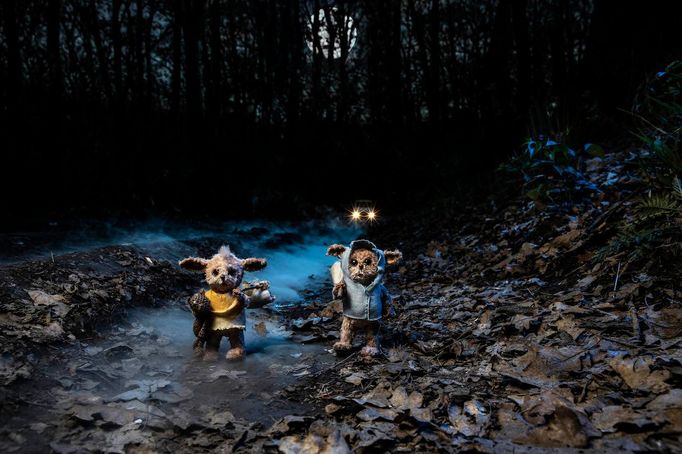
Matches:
[[1, 147, 682, 452]]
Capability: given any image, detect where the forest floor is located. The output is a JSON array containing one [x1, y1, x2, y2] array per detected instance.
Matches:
[[1, 145, 682, 453]]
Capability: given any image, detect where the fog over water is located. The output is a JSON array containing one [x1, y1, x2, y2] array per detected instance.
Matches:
[[0, 217, 363, 304]]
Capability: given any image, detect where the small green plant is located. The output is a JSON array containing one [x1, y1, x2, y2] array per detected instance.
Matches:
[[499, 136, 603, 204], [598, 177, 682, 263], [598, 62, 682, 266], [638, 177, 682, 220]]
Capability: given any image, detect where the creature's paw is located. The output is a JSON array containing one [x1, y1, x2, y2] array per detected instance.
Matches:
[[231, 287, 242, 297], [203, 350, 219, 361], [360, 346, 380, 357], [225, 348, 245, 361], [333, 341, 352, 352], [332, 283, 346, 299], [192, 338, 205, 358]]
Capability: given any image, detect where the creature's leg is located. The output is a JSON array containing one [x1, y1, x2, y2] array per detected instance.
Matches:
[[192, 337, 205, 357], [334, 316, 354, 352], [203, 331, 222, 361], [225, 329, 245, 360], [361, 321, 381, 357], [192, 319, 206, 357]]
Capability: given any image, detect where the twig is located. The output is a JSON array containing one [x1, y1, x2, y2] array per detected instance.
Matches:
[[585, 201, 624, 233], [613, 261, 622, 292], [578, 375, 593, 403], [311, 351, 359, 377], [603, 336, 641, 349], [617, 107, 671, 137]]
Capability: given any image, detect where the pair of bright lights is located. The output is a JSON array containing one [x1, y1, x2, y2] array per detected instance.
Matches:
[[350, 209, 377, 221]]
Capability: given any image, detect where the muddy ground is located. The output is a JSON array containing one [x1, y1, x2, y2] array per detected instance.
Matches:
[[2, 147, 682, 453]]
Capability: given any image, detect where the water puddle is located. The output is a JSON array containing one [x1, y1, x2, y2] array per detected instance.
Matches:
[[51, 305, 333, 427], [1, 219, 361, 434]]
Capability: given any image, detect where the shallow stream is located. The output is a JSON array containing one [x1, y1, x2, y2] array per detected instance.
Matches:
[[1, 218, 361, 441]]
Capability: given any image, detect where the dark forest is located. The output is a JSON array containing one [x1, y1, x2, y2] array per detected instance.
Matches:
[[2, 1, 682, 453], [2, 0, 679, 222]]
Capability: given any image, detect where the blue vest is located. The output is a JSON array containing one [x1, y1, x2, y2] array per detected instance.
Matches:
[[339, 240, 388, 321]]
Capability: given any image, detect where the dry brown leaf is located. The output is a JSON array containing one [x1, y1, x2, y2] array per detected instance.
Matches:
[[607, 356, 670, 394]]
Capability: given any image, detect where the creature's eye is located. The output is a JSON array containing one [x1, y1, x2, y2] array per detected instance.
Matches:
[[363, 258, 372, 265], [350, 259, 358, 266], [228, 267, 236, 276], [212, 269, 219, 276]]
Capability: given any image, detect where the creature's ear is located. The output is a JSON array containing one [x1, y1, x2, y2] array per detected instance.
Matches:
[[241, 258, 267, 272], [179, 257, 209, 272], [384, 249, 403, 266], [326, 244, 346, 257]]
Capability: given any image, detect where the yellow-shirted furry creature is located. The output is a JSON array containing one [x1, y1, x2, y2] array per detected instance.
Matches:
[[179, 246, 269, 361]]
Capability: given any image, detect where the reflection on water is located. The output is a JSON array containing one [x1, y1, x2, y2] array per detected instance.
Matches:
[[0, 218, 358, 436], [67, 306, 334, 425]]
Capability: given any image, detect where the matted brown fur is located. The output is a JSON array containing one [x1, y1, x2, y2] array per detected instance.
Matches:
[[179, 245, 267, 361], [327, 242, 402, 358], [179, 246, 256, 294], [348, 248, 380, 286], [326, 244, 347, 257], [335, 317, 381, 357]]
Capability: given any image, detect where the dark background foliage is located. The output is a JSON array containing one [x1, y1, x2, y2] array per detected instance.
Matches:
[[0, 0, 680, 224]]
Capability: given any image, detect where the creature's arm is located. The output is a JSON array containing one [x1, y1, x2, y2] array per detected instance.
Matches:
[[242, 281, 275, 308], [332, 282, 346, 300], [188, 293, 212, 340], [188, 292, 212, 317], [232, 287, 247, 311], [330, 261, 345, 300], [381, 286, 395, 318]]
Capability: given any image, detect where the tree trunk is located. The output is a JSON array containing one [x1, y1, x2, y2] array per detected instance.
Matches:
[[549, 0, 567, 110], [112, 0, 124, 109], [2, 0, 21, 151], [47, 0, 63, 117], [387, 0, 402, 126], [285, 0, 301, 129], [336, 3, 350, 124], [182, 0, 203, 128], [511, 0, 531, 125], [171, 0, 183, 115], [135, 0, 145, 107], [208, 0, 223, 119], [144, 0, 157, 110], [478, 0, 513, 157], [89, 0, 112, 103], [3, 0, 21, 118], [310, 0, 322, 119], [427, 0, 440, 126]]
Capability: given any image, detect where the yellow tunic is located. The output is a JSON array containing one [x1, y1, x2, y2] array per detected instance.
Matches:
[[205, 290, 246, 331]]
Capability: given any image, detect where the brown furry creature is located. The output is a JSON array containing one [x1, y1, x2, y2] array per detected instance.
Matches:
[[326, 240, 402, 357], [179, 246, 267, 361]]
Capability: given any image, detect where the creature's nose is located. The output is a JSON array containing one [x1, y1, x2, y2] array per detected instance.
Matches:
[[359, 264, 364, 270]]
